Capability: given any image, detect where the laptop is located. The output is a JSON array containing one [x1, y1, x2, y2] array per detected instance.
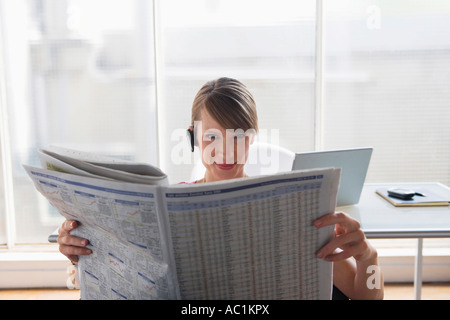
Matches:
[[292, 147, 373, 206]]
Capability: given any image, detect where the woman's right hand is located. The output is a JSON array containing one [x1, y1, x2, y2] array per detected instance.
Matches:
[[57, 220, 91, 265]]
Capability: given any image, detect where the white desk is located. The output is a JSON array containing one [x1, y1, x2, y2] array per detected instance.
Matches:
[[340, 182, 450, 300]]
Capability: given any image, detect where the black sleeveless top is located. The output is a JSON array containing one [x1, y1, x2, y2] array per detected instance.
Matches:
[[332, 285, 349, 300]]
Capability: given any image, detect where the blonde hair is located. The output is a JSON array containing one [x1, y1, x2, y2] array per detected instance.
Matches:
[[191, 77, 258, 132]]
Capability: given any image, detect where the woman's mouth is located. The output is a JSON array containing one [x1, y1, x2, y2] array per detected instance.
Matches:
[[215, 163, 236, 170]]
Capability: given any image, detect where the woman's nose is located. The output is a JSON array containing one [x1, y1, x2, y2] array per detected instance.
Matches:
[[217, 139, 236, 164]]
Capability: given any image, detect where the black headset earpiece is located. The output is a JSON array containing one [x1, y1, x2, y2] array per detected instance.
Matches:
[[187, 127, 195, 152]]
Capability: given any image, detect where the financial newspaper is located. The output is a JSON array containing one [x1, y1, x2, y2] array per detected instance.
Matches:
[[24, 147, 340, 300]]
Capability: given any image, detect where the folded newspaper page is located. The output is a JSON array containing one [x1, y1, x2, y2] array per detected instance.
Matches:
[[24, 147, 340, 300]]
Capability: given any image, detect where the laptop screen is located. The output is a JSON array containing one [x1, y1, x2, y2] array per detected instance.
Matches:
[[292, 147, 373, 206]]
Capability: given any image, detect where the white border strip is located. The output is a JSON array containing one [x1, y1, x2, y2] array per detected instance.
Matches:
[[314, 0, 324, 151], [0, 0, 16, 248]]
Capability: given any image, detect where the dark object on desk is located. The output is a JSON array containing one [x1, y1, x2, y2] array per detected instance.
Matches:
[[387, 188, 424, 200], [376, 187, 450, 207]]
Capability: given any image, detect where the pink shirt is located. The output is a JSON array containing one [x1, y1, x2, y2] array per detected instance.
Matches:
[[178, 181, 198, 184]]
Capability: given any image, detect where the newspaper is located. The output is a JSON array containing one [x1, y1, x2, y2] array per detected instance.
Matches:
[[24, 147, 340, 300]]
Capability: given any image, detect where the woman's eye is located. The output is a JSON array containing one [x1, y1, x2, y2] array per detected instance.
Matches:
[[205, 134, 217, 140]]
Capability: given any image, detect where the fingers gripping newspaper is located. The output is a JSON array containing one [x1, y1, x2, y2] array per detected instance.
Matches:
[[24, 147, 340, 300]]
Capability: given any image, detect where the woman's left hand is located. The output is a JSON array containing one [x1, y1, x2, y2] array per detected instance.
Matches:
[[314, 211, 376, 263]]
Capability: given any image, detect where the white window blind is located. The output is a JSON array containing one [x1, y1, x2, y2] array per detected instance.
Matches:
[[323, 0, 450, 185], [0, 0, 158, 244], [158, 0, 317, 183], [0, 0, 449, 247], [0, 142, 7, 244]]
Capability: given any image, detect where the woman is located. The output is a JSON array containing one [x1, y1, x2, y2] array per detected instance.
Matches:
[[58, 77, 384, 299]]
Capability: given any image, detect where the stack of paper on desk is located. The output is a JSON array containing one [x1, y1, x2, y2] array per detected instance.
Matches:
[[24, 147, 340, 300]]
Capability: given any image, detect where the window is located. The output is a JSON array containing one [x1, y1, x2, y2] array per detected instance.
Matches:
[[158, 0, 317, 183], [323, 0, 450, 185], [322, 0, 450, 256], [0, 0, 158, 245]]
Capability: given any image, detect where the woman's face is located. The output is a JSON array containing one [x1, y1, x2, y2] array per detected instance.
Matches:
[[198, 109, 254, 182]]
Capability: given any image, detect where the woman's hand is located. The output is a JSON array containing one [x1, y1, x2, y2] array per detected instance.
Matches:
[[314, 211, 376, 263], [314, 211, 384, 299], [57, 220, 91, 265]]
